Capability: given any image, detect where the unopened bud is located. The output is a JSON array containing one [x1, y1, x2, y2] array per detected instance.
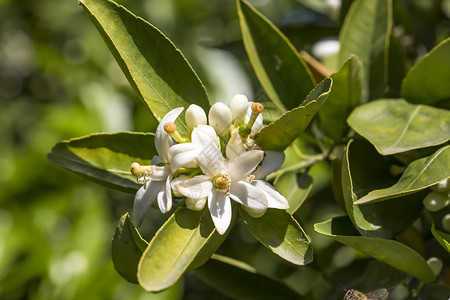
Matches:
[[186, 197, 207, 211], [229, 94, 249, 124], [209, 102, 232, 136], [427, 257, 443, 276], [244, 206, 266, 218], [185, 104, 207, 129]]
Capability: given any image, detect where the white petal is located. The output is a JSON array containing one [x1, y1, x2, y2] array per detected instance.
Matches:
[[172, 175, 212, 199], [209, 102, 232, 136], [157, 174, 173, 213], [229, 94, 249, 123], [197, 142, 227, 177], [155, 107, 184, 162], [185, 104, 207, 129], [133, 180, 165, 226], [208, 190, 232, 235], [227, 150, 264, 182], [226, 132, 246, 160], [144, 165, 170, 181], [151, 155, 163, 165], [252, 180, 289, 209], [186, 197, 207, 211], [229, 181, 267, 210], [253, 151, 285, 180], [169, 143, 202, 172], [191, 125, 219, 147]]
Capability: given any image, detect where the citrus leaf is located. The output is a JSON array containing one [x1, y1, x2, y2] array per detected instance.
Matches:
[[431, 224, 450, 254], [314, 216, 435, 282], [255, 78, 332, 151], [347, 99, 450, 155], [275, 171, 313, 215], [47, 132, 155, 193], [355, 145, 450, 204], [237, 0, 315, 112], [240, 208, 313, 265], [138, 207, 228, 292], [194, 254, 303, 300], [79, 0, 210, 135], [401, 37, 450, 104], [338, 0, 392, 101], [111, 213, 148, 284]]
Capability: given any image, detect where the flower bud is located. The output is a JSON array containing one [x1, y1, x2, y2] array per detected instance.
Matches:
[[432, 178, 449, 192], [243, 206, 266, 218], [185, 104, 207, 129], [186, 197, 207, 211], [442, 214, 450, 232], [423, 192, 449, 212], [209, 102, 232, 136], [427, 257, 443, 276], [229, 94, 249, 123]]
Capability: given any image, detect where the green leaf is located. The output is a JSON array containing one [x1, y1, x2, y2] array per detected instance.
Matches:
[[314, 216, 435, 282], [240, 208, 313, 265], [431, 224, 450, 254], [347, 99, 450, 155], [275, 171, 313, 215], [362, 261, 407, 291], [342, 139, 424, 238], [111, 213, 148, 284], [194, 254, 303, 300], [48, 132, 155, 193], [401, 37, 450, 104], [237, 0, 315, 111], [255, 78, 332, 151], [319, 55, 362, 141], [355, 145, 450, 204], [338, 0, 392, 101], [138, 207, 227, 292], [79, 0, 210, 135]]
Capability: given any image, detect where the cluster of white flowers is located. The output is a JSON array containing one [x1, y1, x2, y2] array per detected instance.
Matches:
[[130, 94, 289, 234]]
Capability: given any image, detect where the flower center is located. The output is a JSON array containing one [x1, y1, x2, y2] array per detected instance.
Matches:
[[213, 174, 231, 195]]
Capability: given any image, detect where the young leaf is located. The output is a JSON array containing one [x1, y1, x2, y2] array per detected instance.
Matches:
[[79, 0, 210, 135], [319, 55, 362, 141], [47, 132, 155, 193], [138, 207, 228, 292], [431, 224, 450, 254], [239, 208, 313, 265], [111, 213, 148, 284], [237, 0, 315, 112], [347, 99, 450, 155], [314, 216, 436, 282], [194, 254, 303, 300], [338, 0, 392, 101], [255, 78, 332, 151], [355, 145, 450, 204], [401, 37, 450, 104]]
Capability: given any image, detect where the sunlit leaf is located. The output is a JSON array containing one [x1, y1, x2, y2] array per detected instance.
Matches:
[[401, 37, 450, 104], [111, 213, 148, 284], [319, 55, 362, 141], [256, 78, 332, 151], [338, 0, 392, 101], [347, 99, 450, 155], [79, 0, 210, 135], [240, 208, 313, 265], [48, 132, 155, 193], [355, 145, 450, 204], [275, 171, 313, 215], [138, 207, 228, 292], [194, 254, 302, 300], [237, 0, 315, 112], [314, 216, 435, 282], [431, 224, 450, 254]]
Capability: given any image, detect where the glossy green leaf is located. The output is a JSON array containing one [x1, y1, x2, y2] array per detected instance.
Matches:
[[362, 261, 407, 291], [194, 254, 302, 300], [343, 139, 424, 238], [314, 216, 435, 282], [111, 213, 148, 284], [138, 207, 227, 292], [401, 37, 450, 104], [347, 99, 450, 155], [237, 0, 315, 111], [355, 145, 450, 204], [240, 208, 312, 265], [79, 0, 210, 135], [319, 55, 362, 141], [275, 171, 313, 215], [431, 224, 450, 254], [338, 0, 392, 101], [256, 78, 332, 151], [48, 132, 155, 193]]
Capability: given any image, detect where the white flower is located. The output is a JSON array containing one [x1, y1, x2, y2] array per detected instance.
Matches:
[[229, 94, 249, 124], [132, 107, 183, 226], [209, 102, 232, 136], [185, 104, 207, 129], [172, 143, 268, 234]]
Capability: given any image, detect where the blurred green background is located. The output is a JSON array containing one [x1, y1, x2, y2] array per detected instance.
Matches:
[[1, 0, 449, 299]]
